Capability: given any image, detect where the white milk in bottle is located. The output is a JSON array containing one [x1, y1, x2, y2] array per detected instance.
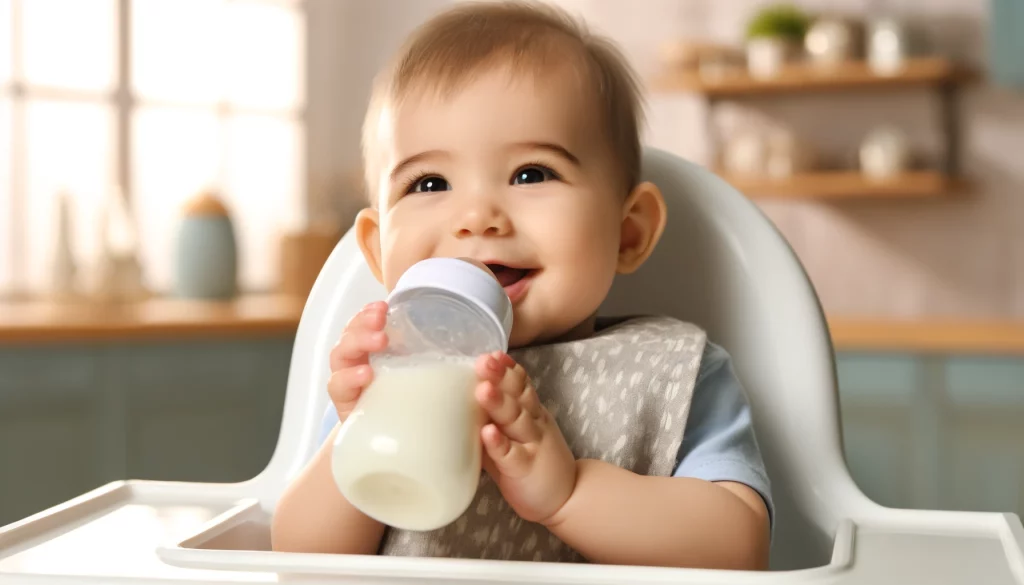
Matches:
[[331, 257, 513, 531]]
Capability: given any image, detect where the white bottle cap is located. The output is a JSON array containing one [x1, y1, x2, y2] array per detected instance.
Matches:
[[388, 257, 513, 344]]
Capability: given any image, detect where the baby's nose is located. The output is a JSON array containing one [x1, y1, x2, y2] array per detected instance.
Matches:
[[453, 206, 512, 238]]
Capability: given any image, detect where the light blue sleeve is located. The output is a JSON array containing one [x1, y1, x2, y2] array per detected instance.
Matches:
[[674, 341, 774, 530], [318, 403, 340, 445]]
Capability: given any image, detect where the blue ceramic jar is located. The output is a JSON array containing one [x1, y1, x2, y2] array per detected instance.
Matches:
[[174, 192, 238, 299]]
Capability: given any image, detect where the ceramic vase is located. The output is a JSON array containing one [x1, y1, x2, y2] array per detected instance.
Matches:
[[867, 17, 908, 75], [860, 127, 910, 179], [746, 38, 793, 79], [805, 18, 857, 69], [93, 185, 148, 304], [174, 191, 238, 300], [50, 190, 78, 300]]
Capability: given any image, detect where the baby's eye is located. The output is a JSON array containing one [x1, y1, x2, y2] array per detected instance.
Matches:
[[408, 175, 451, 194], [511, 165, 557, 185]]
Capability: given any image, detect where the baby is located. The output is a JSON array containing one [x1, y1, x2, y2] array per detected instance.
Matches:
[[273, 0, 772, 570]]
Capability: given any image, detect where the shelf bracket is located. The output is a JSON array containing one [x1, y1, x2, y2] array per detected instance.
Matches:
[[939, 82, 961, 177]]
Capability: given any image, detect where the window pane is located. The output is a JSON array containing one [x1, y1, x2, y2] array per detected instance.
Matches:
[[25, 100, 114, 293], [131, 0, 225, 104], [223, 1, 304, 110], [133, 106, 221, 292], [0, 98, 10, 291], [0, 0, 11, 84], [225, 114, 302, 291], [22, 0, 116, 91]]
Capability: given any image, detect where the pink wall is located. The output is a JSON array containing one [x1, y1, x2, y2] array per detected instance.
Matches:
[[565, 0, 1024, 319]]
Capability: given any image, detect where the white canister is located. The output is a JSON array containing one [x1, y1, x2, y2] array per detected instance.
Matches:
[[746, 38, 792, 79], [867, 17, 908, 75], [723, 131, 769, 176], [805, 18, 856, 68], [766, 130, 814, 178], [859, 127, 911, 179]]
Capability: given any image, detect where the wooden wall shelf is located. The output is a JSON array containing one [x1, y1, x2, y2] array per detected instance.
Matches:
[[720, 170, 963, 199], [651, 56, 972, 199], [652, 57, 971, 97]]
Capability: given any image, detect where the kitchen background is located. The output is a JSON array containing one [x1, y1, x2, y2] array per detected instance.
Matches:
[[1, 0, 1023, 530]]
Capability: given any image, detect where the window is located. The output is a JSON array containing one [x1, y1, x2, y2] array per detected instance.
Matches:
[[0, 0, 305, 297]]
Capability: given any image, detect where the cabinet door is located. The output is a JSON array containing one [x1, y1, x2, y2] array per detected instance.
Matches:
[[838, 352, 1024, 517], [943, 357, 1024, 513], [0, 348, 105, 525], [119, 339, 291, 483], [837, 354, 919, 509]]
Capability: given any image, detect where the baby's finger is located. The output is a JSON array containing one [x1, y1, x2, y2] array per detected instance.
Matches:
[[495, 359, 529, 400], [360, 301, 388, 330], [493, 352, 516, 369], [340, 302, 388, 336], [474, 352, 506, 384], [519, 380, 544, 419], [331, 303, 387, 361], [475, 381, 541, 443], [327, 365, 373, 405], [476, 380, 519, 425], [330, 328, 388, 371], [481, 424, 530, 479]]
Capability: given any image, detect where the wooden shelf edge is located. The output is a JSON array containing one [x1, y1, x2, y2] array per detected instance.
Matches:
[[651, 57, 974, 97], [828, 318, 1024, 356], [717, 171, 964, 200]]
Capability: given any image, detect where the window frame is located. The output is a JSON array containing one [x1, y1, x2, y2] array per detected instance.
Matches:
[[0, 0, 307, 299]]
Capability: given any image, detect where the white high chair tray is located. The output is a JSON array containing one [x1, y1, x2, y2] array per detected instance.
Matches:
[[3, 150, 1024, 584], [2, 478, 1023, 584]]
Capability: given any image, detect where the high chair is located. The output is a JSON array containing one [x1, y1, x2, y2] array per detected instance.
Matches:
[[1, 147, 1022, 584]]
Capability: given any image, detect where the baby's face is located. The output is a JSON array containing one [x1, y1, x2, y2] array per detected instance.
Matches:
[[360, 65, 628, 347]]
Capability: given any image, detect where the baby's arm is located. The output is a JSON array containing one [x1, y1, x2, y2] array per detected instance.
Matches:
[[543, 461, 770, 569], [271, 424, 386, 554], [478, 343, 770, 569], [271, 302, 390, 554], [544, 342, 771, 569]]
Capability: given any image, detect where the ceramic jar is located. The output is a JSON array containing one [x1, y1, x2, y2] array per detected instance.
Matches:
[[867, 17, 908, 75], [859, 127, 911, 179], [747, 38, 794, 79], [174, 191, 238, 299], [805, 18, 857, 68]]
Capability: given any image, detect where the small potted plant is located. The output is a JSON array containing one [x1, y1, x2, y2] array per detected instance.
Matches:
[[745, 4, 810, 79]]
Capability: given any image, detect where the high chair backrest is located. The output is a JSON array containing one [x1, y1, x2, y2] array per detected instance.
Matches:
[[258, 147, 868, 571]]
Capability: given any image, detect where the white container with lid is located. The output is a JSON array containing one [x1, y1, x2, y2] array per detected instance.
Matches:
[[331, 257, 512, 531]]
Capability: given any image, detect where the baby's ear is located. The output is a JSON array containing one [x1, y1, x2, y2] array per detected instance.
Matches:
[[616, 181, 667, 275], [355, 208, 385, 284]]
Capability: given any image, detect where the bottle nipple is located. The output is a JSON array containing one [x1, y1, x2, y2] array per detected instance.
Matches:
[[457, 257, 498, 282]]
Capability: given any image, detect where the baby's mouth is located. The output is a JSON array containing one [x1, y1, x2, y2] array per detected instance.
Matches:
[[485, 264, 535, 288]]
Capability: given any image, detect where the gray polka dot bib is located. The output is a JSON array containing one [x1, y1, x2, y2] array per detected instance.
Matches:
[[378, 316, 706, 562]]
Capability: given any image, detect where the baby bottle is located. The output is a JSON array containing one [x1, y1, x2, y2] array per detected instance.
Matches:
[[331, 257, 513, 531]]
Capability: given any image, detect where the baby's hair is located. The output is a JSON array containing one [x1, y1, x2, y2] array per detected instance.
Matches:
[[362, 0, 644, 200]]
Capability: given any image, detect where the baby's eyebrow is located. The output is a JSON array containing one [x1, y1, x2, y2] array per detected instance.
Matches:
[[512, 142, 580, 167], [389, 149, 450, 183]]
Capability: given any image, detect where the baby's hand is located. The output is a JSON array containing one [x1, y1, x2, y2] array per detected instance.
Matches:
[[474, 352, 576, 525], [328, 301, 388, 423]]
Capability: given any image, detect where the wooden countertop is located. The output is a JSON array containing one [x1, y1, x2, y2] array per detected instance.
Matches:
[[0, 294, 305, 344], [826, 318, 1024, 356], [1, 295, 1023, 355]]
